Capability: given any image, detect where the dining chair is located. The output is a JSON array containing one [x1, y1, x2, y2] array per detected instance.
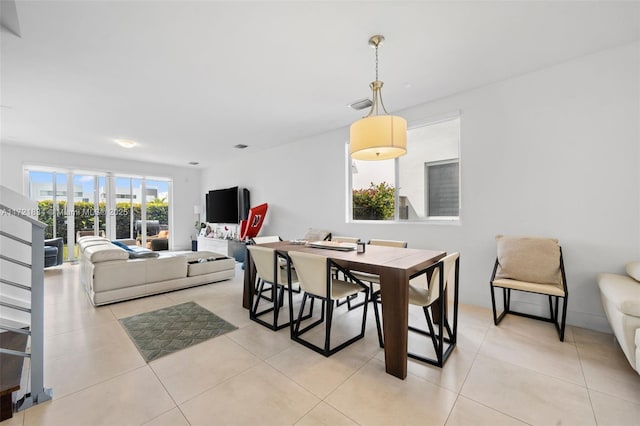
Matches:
[[373, 252, 460, 367], [248, 245, 299, 331], [490, 235, 568, 341], [248, 236, 283, 301], [330, 236, 360, 306], [346, 239, 408, 309], [288, 251, 369, 356], [251, 235, 282, 244]]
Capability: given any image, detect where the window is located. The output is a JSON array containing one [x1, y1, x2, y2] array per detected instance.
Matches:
[[426, 160, 459, 217], [349, 115, 460, 222], [26, 167, 172, 260]]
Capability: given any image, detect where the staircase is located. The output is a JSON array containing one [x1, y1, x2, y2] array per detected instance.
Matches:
[[0, 186, 52, 420]]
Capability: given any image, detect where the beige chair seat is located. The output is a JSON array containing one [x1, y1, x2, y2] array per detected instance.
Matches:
[[492, 278, 565, 297], [350, 271, 380, 284], [320, 279, 363, 300]]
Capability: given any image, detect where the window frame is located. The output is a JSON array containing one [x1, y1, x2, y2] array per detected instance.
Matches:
[[347, 112, 461, 225]]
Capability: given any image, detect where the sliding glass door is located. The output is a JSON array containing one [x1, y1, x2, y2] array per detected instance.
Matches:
[[26, 168, 172, 260]]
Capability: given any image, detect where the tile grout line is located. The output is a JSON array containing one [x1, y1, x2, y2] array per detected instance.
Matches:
[[450, 323, 535, 425], [441, 318, 492, 425], [573, 326, 600, 425]]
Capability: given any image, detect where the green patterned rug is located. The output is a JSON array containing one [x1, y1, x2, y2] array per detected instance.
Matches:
[[120, 302, 237, 362]]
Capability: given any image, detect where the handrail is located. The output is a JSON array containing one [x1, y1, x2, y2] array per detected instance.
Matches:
[[0, 200, 52, 410], [0, 203, 46, 229]]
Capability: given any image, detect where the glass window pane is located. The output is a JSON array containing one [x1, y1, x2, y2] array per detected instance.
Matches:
[[399, 117, 460, 220], [351, 159, 395, 220], [144, 179, 169, 250], [115, 177, 135, 239], [427, 161, 459, 216], [73, 174, 97, 239]]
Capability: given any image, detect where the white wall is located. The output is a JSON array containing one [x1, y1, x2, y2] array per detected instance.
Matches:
[[0, 144, 202, 250], [203, 42, 639, 332]]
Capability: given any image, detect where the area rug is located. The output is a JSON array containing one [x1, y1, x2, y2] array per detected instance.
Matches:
[[120, 301, 237, 362]]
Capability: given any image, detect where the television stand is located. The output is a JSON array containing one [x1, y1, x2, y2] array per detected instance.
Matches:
[[196, 236, 247, 262]]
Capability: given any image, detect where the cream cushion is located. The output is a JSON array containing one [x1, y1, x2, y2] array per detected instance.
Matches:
[[188, 257, 236, 277], [492, 278, 565, 297], [83, 244, 129, 263], [626, 262, 640, 282], [495, 235, 561, 285], [598, 273, 640, 317], [302, 228, 331, 241]]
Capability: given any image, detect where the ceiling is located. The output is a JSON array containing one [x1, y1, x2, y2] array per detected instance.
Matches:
[[1, 1, 638, 168]]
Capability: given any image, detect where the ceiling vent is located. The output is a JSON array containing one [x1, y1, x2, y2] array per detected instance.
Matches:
[[234, 144, 248, 149], [348, 98, 372, 110]]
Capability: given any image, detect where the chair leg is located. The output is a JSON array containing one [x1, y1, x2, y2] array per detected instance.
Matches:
[[490, 283, 499, 325], [559, 296, 568, 342], [294, 293, 308, 335], [372, 292, 384, 348], [252, 279, 265, 315], [423, 306, 439, 355], [490, 284, 509, 325], [324, 299, 334, 354], [505, 288, 511, 311]]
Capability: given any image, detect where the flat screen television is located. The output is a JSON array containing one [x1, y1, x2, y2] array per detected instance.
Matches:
[[205, 187, 250, 224]]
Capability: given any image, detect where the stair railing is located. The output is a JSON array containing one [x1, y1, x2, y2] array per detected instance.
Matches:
[[0, 203, 52, 410]]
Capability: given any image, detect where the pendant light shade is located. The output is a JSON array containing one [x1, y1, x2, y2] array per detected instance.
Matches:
[[350, 35, 407, 161], [350, 115, 407, 160]]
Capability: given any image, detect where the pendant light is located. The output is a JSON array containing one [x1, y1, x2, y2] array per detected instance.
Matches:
[[350, 35, 407, 161]]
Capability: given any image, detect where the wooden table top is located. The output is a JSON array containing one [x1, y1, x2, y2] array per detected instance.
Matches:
[[257, 241, 446, 278]]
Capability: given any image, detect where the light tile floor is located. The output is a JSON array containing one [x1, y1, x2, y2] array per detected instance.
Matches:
[[5, 262, 640, 426]]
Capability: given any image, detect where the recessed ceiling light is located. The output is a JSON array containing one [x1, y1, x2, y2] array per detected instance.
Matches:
[[234, 144, 248, 149], [114, 139, 138, 148], [188, 161, 199, 165]]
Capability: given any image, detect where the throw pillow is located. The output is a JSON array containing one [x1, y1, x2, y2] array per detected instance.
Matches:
[[494, 235, 561, 285], [111, 240, 132, 251], [626, 261, 640, 282]]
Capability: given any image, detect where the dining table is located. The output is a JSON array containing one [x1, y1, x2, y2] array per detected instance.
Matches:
[[242, 240, 446, 380]]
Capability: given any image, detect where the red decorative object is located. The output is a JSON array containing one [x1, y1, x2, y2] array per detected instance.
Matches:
[[239, 203, 268, 241]]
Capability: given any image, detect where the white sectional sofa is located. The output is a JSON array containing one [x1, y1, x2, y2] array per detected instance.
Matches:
[[598, 262, 640, 374], [78, 237, 236, 306]]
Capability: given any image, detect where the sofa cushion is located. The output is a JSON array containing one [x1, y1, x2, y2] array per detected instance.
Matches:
[[494, 235, 561, 285], [188, 257, 236, 277], [598, 273, 640, 317], [626, 261, 640, 282], [78, 237, 111, 254], [146, 255, 187, 282], [84, 244, 129, 263]]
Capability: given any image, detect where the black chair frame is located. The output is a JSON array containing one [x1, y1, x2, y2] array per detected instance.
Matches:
[[249, 237, 300, 303], [373, 256, 460, 367], [489, 247, 568, 341], [291, 260, 369, 357], [250, 251, 311, 331]]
